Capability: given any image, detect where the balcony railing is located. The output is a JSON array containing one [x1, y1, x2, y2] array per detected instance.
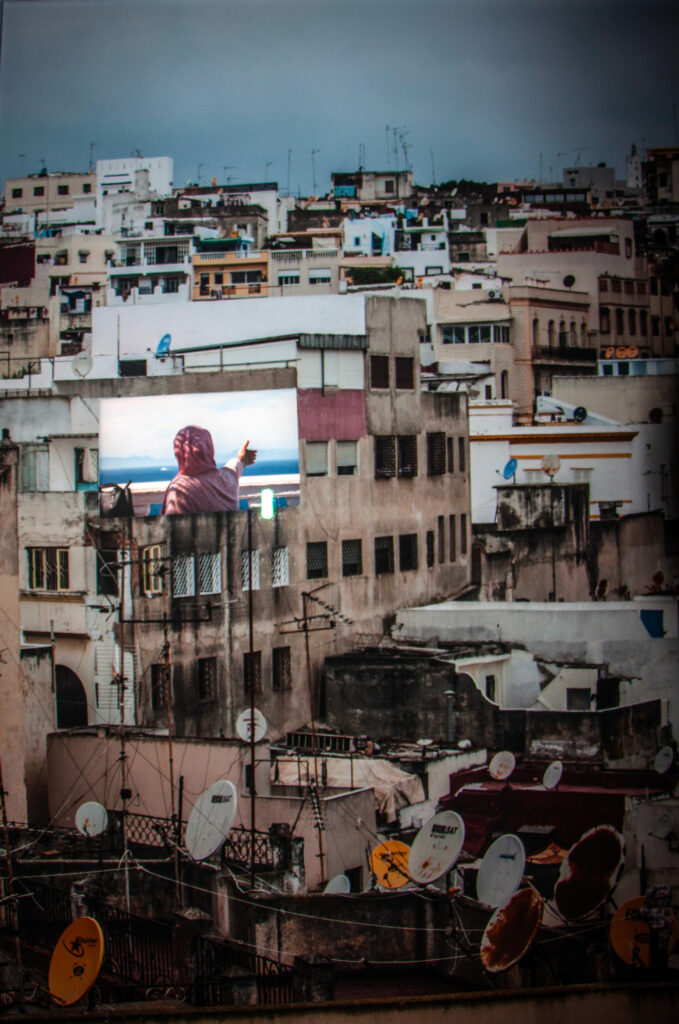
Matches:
[[270, 249, 339, 262], [194, 250, 265, 262], [532, 346, 598, 362]]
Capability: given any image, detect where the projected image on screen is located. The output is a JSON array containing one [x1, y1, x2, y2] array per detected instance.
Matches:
[[99, 390, 300, 517]]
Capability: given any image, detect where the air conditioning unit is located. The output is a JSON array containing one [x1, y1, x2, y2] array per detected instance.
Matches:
[[488, 290, 496, 298]]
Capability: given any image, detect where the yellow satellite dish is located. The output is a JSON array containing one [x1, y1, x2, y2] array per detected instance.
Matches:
[[48, 917, 104, 1006], [369, 839, 411, 889]]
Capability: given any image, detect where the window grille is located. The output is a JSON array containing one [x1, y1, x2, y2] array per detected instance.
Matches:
[[398, 435, 417, 477], [375, 436, 396, 478], [374, 536, 394, 575], [97, 549, 119, 596], [142, 545, 164, 595], [306, 541, 327, 579], [273, 647, 292, 691], [173, 555, 195, 598], [427, 432, 446, 476], [27, 548, 69, 591], [199, 552, 221, 595], [198, 657, 218, 702], [399, 534, 418, 571], [272, 546, 289, 587], [241, 549, 260, 591], [243, 651, 262, 694], [342, 539, 362, 577]]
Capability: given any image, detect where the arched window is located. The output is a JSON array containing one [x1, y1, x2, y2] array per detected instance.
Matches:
[[500, 370, 509, 399], [580, 322, 587, 345], [628, 308, 636, 335], [558, 320, 567, 347], [548, 320, 555, 347], [569, 321, 577, 344], [615, 308, 624, 335], [532, 318, 540, 348], [56, 665, 88, 728]]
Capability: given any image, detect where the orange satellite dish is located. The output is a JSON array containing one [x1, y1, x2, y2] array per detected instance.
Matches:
[[610, 896, 678, 967], [48, 917, 104, 1006], [370, 839, 411, 889]]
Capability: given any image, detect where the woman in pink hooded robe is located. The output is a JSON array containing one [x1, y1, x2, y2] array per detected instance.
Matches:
[[161, 426, 257, 514]]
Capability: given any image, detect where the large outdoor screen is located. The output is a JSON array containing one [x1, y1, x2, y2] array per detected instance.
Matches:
[[99, 389, 300, 517]]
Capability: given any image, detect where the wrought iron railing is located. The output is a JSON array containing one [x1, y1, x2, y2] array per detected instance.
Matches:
[[196, 935, 295, 1006], [222, 825, 276, 869]]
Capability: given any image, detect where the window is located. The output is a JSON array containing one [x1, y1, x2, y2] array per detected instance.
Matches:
[[33, 186, 45, 197], [82, 183, 92, 194], [636, 281, 646, 295], [273, 647, 292, 691], [278, 272, 300, 286], [617, 361, 629, 375], [243, 651, 262, 694], [427, 432, 446, 475], [78, 251, 89, 264], [628, 309, 637, 335], [494, 325, 510, 344], [375, 435, 396, 478], [198, 657, 218, 702], [75, 447, 98, 489], [151, 663, 168, 711], [399, 534, 418, 571], [532, 318, 540, 346], [370, 355, 390, 389], [548, 320, 555, 347], [21, 444, 49, 492], [11, 188, 22, 199], [469, 325, 492, 344], [524, 469, 544, 481], [640, 310, 648, 336], [485, 675, 496, 702], [449, 515, 456, 561], [272, 546, 289, 587], [142, 545, 164, 595], [425, 266, 443, 276], [625, 238, 633, 258], [398, 435, 418, 477], [231, 269, 261, 284], [337, 440, 358, 476], [375, 536, 394, 575], [173, 555, 195, 597], [27, 547, 69, 591], [57, 184, 69, 196], [572, 468, 592, 482], [447, 437, 454, 473], [342, 539, 362, 577], [199, 552, 221, 595], [305, 440, 328, 477], [567, 688, 590, 711], [441, 325, 466, 344], [652, 316, 660, 337], [615, 308, 624, 335], [624, 279, 634, 295], [501, 370, 509, 399], [96, 549, 119, 596], [599, 307, 610, 334], [461, 514, 468, 555], [438, 516, 445, 563], [213, 272, 223, 285], [241, 549, 260, 591], [384, 179, 395, 194], [458, 437, 466, 473], [650, 277, 659, 295], [309, 269, 331, 285], [307, 541, 327, 579], [599, 278, 608, 292], [395, 356, 414, 389], [611, 278, 622, 294], [426, 530, 435, 568], [162, 277, 180, 293]]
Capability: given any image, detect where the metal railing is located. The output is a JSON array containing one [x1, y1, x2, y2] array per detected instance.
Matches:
[[531, 345, 598, 362], [195, 935, 295, 1006], [270, 249, 339, 261]]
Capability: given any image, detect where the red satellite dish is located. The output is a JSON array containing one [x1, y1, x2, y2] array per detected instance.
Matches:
[[480, 887, 544, 973], [554, 825, 624, 921]]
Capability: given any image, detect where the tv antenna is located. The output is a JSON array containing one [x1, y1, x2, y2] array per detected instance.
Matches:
[[311, 149, 320, 195]]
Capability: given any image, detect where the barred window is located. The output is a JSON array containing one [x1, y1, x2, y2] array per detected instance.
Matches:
[[21, 445, 49, 492], [395, 356, 414, 389], [375, 435, 396, 478], [337, 440, 358, 476], [243, 651, 262, 694], [272, 546, 289, 587], [306, 541, 327, 580], [399, 534, 418, 571], [96, 548, 119, 596], [370, 354, 390, 389], [375, 535, 394, 575], [342, 539, 362, 577], [398, 435, 417, 477], [142, 545, 164, 595], [305, 441, 328, 477], [199, 552, 221, 595], [172, 555, 195, 598], [27, 547, 69, 591], [427, 432, 446, 476], [198, 657, 218, 702], [272, 646, 292, 691], [150, 663, 167, 711], [241, 549, 260, 590]]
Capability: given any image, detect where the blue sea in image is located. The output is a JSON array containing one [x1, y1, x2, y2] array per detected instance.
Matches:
[[100, 458, 299, 487]]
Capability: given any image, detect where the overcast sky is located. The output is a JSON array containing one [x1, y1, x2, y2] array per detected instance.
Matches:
[[1, 0, 677, 192]]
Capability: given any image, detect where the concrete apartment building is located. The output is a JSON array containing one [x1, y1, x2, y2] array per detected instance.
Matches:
[[331, 169, 415, 208], [4, 170, 96, 215]]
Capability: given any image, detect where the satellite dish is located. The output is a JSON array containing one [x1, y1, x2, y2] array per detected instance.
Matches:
[[324, 873, 351, 894], [502, 458, 518, 480], [654, 746, 674, 774], [75, 802, 108, 838], [563, 274, 576, 288], [409, 811, 465, 884], [489, 751, 516, 782], [369, 840, 411, 890], [652, 811, 674, 840], [573, 406, 587, 423], [610, 896, 678, 967], [416, 738, 434, 747], [649, 407, 663, 424], [48, 917, 104, 1006], [480, 887, 544, 973], [71, 351, 93, 378], [235, 707, 267, 744], [476, 834, 526, 908], [542, 761, 563, 790], [554, 825, 625, 921], [541, 454, 561, 478], [185, 780, 237, 861], [155, 333, 171, 357]]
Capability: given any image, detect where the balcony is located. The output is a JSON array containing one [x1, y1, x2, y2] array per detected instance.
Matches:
[[192, 282, 269, 301], [269, 249, 339, 262], [532, 346, 598, 363], [194, 250, 266, 263]]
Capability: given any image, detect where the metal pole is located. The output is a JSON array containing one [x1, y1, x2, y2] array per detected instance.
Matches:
[[247, 509, 256, 889], [162, 613, 181, 906], [302, 592, 326, 883], [118, 518, 131, 918]]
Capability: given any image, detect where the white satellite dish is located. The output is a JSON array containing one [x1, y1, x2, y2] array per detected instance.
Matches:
[[185, 779, 237, 861], [71, 351, 93, 378], [543, 760, 563, 790], [476, 834, 526, 908], [489, 751, 516, 782], [409, 811, 466, 885], [541, 454, 561, 478], [235, 707, 267, 743], [324, 874, 351, 894], [652, 812, 674, 841], [75, 801, 108, 837], [654, 746, 674, 774]]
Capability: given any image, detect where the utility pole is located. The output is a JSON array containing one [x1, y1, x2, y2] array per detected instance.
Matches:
[[118, 519, 132, 918], [287, 149, 292, 197], [247, 510, 257, 889], [162, 613, 181, 905], [311, 149, 319, 195]]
